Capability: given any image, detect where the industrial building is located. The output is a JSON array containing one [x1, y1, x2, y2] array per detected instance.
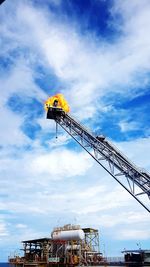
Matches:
[[9, 224, 104, 266]]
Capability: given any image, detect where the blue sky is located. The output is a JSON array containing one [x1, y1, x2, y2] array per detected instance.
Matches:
[[0, 0, 150, 262]]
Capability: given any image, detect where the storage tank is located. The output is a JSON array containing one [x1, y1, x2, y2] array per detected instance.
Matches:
[[51, 229, 85, 241]]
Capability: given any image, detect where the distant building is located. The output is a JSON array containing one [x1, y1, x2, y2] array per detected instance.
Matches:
[[122, 249, 150, 265]]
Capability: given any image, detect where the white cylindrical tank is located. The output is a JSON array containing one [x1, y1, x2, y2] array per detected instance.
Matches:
[[51, 229, 85, 241]]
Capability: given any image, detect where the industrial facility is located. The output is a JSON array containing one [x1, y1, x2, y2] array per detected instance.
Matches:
[[9, 224, 104, 266], [9, 224, 150, 266]]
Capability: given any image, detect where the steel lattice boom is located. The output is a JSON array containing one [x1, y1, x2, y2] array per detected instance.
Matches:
[[47, 107, 150, 213]]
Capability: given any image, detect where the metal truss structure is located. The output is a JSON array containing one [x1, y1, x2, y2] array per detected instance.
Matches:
[[47, 108, 150, 213], [82, 228, 99, 252]]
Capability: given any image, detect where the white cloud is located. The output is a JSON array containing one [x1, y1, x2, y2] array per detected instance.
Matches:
[[0, 61, 47, 147], [1, 0, 150, 120], [1, 0, 150, 128], [0, 143, 149, 216], [0, 106, 30, 147], [115, 137, 150, 169], [0, 221, 9, 238], [15, 224, 27, 229], [30, 149, 93, 179], [117, 229, 150, 240], [118, 120, 139, 132], [27, 0, 150, 118]]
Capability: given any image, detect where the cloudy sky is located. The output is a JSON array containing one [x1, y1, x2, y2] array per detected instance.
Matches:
[[0, 0, 150, 262]]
